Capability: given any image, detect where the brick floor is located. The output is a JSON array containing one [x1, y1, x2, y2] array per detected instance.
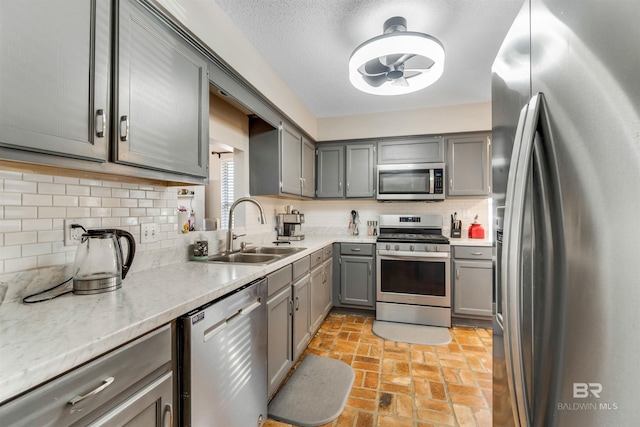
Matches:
[[265, 312, 493, 427]]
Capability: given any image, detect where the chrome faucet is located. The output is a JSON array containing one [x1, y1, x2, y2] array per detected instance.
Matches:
[[226, 197, 267, 252]]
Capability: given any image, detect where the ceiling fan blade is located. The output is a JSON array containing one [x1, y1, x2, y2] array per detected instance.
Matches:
[[362, 74, 389, 87], [389, 53, 415, 67], [391, 77, 409, 87], [402, 70, 423, 79], [361, 58, 390, 75]]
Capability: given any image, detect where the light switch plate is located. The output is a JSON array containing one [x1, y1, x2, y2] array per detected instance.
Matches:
[[141, 223, 159, 244]]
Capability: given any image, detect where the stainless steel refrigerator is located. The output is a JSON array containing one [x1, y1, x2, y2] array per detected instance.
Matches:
[[491, 0, 640, 425]]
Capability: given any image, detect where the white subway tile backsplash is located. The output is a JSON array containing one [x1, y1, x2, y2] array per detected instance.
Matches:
[[37, 183, 66, 195], [111, 188, 130, 198], [66, 185, 91, 196], [79, 178, 103, 186], [130, 190, 146, 199], [122, 217, 139, 226], [53, 176, 79, 184], [22, 219, 52, 231], [101, 217, 121, 227], [90, 208, 112, 217], [0, 193, 22, 206], [0, 246, 21, 260], [111, 208, 130, 217], [23, 194, 52, 206], [53, 195, 79, 207], [22, 243, 52, 257], [37, 253, 66, 268], [38, 207, 66, 218], [145, 191, 161, 199], [101, 198, 121, 208], [121, 199, 138, 208], [5, 256, 38, 273], [38, 230, 64, 243], [4, 179, 37, 193], [66, 207, 91, 217], [4, 231, 37, 246], [138, 199, 153, 208], [23, 173, 53, 183], [0, 171, 22, 180], [5, 206, 38, 219], [91, 186, 112, 197], [79, 197, 101, 207], [0, 219, 21, 233]]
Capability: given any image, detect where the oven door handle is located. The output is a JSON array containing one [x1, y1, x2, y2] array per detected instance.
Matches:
[[377, 250, 450, 259]]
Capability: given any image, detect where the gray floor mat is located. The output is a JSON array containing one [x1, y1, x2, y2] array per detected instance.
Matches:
[[372, 320, 452, 346], [268, 354, 355, 427]]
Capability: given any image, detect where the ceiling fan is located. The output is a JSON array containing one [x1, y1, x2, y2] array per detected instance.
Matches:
[[349, 17, 445, 96]]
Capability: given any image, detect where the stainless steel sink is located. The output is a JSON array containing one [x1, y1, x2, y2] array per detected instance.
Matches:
[[205, 247, 307, 265], [241, 246, 307, 255]]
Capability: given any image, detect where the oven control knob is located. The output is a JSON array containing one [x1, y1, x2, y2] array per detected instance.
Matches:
[[425, 245, 432, 252], [385, 244, 390, 250], [409, 245, 415, 251], [394, 244, 400, 251]]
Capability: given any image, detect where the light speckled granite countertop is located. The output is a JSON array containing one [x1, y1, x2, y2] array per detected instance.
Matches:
[[0, 235, 375, 404]]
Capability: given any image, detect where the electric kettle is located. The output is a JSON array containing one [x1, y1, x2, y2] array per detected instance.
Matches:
[[72, 229, 136, 295]]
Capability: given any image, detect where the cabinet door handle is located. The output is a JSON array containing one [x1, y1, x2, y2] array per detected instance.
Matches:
[[119, 115, 129, 141], [68, 377, 115, 406], [339, 182, 342, 191], [369, 265, 372, 275], [164, 403, 173, 427], [449, 179, 453, 191], [289, 299, 293, 316], [95, 109, 106, 138], [295, 296, 300, 310], [456, 269, 460, 280]]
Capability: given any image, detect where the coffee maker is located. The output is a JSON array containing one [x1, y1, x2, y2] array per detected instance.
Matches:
[[276, 212, 305, 241]]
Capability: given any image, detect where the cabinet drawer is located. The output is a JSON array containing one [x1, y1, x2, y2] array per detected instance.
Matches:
[[340, 243, 373, 256], [454, 246, 492, 260], [292, 255, 310, 280], [267, 264, 292, 297], [0, 325, 172, 427], [310, 249, 323, 269], [322, 245, 333, 261]]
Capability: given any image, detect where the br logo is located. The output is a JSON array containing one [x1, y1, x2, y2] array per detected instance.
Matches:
[[573, 383, 602, 398]]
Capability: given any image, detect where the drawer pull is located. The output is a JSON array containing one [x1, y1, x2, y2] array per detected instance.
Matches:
[[164, 403, 174, 427], [471, 252, 483, 256], [69, 377, 115, 406], [350, 248, 361, 252]]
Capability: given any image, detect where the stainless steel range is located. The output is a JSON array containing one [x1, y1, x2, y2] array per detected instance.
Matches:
[[376, 214, 451, 327]]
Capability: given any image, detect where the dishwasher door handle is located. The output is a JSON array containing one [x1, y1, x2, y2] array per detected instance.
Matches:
[[203, 298, 262, 342]]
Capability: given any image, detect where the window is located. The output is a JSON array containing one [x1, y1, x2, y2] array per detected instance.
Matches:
[[220, 158, 234, 230]]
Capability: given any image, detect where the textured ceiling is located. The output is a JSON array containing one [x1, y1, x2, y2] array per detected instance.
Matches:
[[213, 0, 523, 118]]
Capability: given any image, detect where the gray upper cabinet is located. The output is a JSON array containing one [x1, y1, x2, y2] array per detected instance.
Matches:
[[316, 145, 344, 198], [315, 142, 375, 199], [280, 126, 302, 194], [250, 119, 315, 198], [346, 144, 375, 198], [0, 0, 111, 161], [116, 0, 209, 178], [446, 133, 491, 197], [377, 137, 444, 164]]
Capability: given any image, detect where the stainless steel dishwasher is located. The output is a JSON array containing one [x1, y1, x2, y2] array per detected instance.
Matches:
[[180, 278, 267, 427]]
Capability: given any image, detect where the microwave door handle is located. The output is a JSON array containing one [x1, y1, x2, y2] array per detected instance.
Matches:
[[429, 169, 435, 194]]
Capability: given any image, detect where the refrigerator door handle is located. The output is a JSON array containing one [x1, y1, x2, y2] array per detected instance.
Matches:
[[502, 93, 542, 427]]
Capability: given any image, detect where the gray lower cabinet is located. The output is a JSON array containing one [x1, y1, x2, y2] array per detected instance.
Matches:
[[292, 272, 311, 361], [322, 257, 333, 316], [334, 243, 375, 309], [315, 143, 375, 199], [377, 137, 444, 164], [310, 249, 325, 334], [250, 118, 315, 198], [0, 0, 111, 161], [116, 0, 209, 178], [266, 283, 293, 399], [445, 133, 491, 197], [452, 246, 492, 318], [0, 325, 174, 427]]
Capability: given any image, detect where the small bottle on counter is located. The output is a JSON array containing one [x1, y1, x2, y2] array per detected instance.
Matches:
[[193, 234, 209, 260]]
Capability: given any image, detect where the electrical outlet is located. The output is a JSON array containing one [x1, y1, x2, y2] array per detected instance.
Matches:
[[64, 219, 86, 246], [141, 223, 159, 244]]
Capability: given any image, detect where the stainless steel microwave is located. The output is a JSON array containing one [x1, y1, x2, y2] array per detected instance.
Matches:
[[376, 163, 445, 201]]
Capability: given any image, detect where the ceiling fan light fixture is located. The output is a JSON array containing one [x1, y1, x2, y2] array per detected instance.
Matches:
[[349, 17, 445, 96]]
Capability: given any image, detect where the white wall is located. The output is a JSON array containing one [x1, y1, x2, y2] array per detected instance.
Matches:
[[317, 102, 491, 141]]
